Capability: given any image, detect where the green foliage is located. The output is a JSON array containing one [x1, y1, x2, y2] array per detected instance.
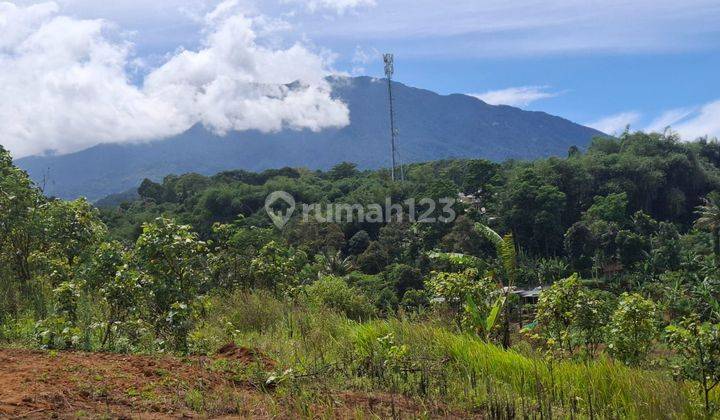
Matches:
[[426, 251, 484, 273], [7, 134, 720, 414], [304, 276, 375, 321], [695, 193, 720, 266], [464, 294, 504, 341], [607, 293, 659, 365], [356, 241, 388, 274], [585, 192, 629, 226], [249, 241, 305, 293], [426, 268, 500, 337], [573, 289, 615, 356], [535, 274, 584, 352], [666, 315, 720, 414], [426, 269, 493, 310], [134, 217, 210, 350], [347, 230, 370, 255]]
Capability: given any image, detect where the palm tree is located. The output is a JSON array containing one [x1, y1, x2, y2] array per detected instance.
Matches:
[[694, 194, 720, 267], [321, 250, 355, 277]]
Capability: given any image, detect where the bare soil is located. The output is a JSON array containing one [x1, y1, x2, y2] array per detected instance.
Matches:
[[0, 347, 470, 419]]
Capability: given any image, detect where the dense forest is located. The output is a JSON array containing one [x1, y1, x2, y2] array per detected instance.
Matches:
[[3, 130, 720, 417]]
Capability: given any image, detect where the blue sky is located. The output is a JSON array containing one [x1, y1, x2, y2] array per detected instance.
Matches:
[[3, 0, 720, 156]]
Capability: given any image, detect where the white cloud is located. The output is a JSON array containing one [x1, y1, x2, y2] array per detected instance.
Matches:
[[644, 107, 695, 133], [585, 102, 720, 140], [283, 0, 376, 14], [299, 0, 720, 57], [673, 101, 720, 140], [0, 1, 349, 158], [586, 112, 641, 135], [469, 86, 559, 107], [350, 45, 379, 75]]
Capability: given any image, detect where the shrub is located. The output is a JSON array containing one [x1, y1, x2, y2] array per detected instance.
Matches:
[[304, 276, 375, 321], [607, 293, 659, 365]]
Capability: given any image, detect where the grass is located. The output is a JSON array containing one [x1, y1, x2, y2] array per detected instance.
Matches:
[[188, 290, 716, 419], [2, 288, 716, 418]]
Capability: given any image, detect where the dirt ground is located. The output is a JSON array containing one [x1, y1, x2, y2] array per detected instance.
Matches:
[[0, 346, 467, 419]]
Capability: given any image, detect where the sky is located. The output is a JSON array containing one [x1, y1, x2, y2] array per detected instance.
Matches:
[[3, 0, 720, 157]]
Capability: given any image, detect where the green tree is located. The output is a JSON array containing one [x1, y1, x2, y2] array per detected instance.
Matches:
[[328, 162, 360, 180], [695, 193, 720, 267], [250, 241, 304, 293], [347, 230, 370, 255], [134, 217, 210, 351], [42, 198, 107, 266], [138, 178, 166, 202], [584, 192, 629, 226], [607, 293, 658, 365], [100, 264, 143, 350], [666, 316, 720, 414], [426, 268, 497, 333], [535, 274, 583, 353], [386, 263, 422, 296], [357, 241, 388, 274], [0, 146, 44, 296], [574, 289, 615, 357]]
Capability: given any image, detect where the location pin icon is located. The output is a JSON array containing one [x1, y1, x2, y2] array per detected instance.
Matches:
[[265, 191, 296, 229]]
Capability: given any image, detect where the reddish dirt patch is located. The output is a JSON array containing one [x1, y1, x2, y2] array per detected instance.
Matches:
[[215, 343, 276, 370], [0, 348, 272, 418], [0, 347, 470, 418]]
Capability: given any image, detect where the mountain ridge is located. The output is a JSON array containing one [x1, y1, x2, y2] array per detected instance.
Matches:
[[15, 76, 605, 201]]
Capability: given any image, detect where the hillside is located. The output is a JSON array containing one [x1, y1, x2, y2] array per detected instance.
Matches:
[[15, 76, 604, 201], [3, 133, 720, 418]]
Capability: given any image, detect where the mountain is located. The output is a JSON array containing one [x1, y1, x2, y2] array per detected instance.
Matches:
[[15, 76, 604, 201]]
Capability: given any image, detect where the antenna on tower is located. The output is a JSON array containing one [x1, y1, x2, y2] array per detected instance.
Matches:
[[384, 53, 403, 181]]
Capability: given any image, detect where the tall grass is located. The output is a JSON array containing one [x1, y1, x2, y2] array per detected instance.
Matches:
[[191, 290, 715, 418]]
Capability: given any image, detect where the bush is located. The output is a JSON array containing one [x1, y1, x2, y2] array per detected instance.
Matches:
[[607, 293, 659, 365], [304, 276, 375, 321]]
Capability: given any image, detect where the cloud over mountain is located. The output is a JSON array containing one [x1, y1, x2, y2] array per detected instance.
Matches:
[[0, 1, 349, 158], [470, 86, 559, 107]]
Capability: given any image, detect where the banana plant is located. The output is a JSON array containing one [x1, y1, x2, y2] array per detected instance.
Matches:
[[464, 293, 505, 341], [474, 222, 518, 347]]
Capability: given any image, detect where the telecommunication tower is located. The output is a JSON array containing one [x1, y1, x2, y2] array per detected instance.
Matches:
[[384, 53, 404, 181]]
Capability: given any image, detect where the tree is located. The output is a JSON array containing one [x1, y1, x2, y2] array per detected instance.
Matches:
[[535, 274, 583, 353], [666, 316, 720, 414], [250, 241, 304, 293], [584, 192, 629, 226], [0, 146, 44, 293], [426, 268, 497, 333], [574, 289, 615, 357], [650, 222, 681, 272], [440, 215, 488, 256], [607, 293, 658, 365], [347, 230, 370, 255], [501, 169, 566, 255], [357, 241, 388, 274], [328, 162, 359, 180], [138, 178, 166, 202], [42, 198, 107, 266], [286, 219, 346, 255], [134, 217, 210, 351], [100, 264, 142, 350], [695, 193, 720, 267], [386, 263, 422, 296], [615, 230, 649, 268]]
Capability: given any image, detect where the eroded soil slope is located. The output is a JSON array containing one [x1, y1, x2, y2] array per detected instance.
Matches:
[[0, 347, 462, 419]]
